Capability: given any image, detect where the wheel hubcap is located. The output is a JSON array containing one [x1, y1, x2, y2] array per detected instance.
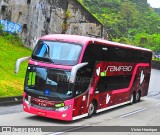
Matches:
[[136, 93, 139, 101], [130, 94, 133, 103], [89, 103, 94, 115]]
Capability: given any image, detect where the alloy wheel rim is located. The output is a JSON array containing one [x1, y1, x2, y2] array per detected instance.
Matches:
[[130, 94, 133, 103], [136, 93, 139, 101], [89, 103, 94, 115]]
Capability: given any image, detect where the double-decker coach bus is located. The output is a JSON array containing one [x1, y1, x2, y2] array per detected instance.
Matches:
[[15, 34, 152, 121]]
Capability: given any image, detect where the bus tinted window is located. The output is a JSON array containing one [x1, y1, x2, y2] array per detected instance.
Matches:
[[82, 44, 109, 62], [96, 75, 132, 92], [82, 44, 152, 63]]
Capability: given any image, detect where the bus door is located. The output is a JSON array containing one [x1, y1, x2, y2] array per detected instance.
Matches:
[[71, 63, 94, 117]]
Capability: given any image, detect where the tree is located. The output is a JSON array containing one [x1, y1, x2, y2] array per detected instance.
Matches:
[[78, 0, 160, 51]]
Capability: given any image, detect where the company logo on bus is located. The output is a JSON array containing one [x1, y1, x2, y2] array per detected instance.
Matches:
[[31, 97, 55, 107], [38, 96, 49, 100], [106, 66, 133, 72], [96, 66, 133, 76]]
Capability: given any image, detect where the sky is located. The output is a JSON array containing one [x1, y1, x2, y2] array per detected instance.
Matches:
[[147, 0, 160, 8]]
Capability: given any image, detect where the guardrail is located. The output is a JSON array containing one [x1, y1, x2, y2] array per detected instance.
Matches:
[[0, 96, 22, 106], [152, 60, 160, 70]]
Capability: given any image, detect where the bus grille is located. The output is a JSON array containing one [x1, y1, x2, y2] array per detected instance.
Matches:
[[31, 103, 56, 111]]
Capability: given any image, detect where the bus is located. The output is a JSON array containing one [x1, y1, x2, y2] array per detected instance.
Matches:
[[15, 34, 152, 121]]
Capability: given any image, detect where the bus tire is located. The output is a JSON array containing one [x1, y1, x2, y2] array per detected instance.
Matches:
[[130, 93, 134, 105], [88, 102, 96, 118], [136, 91, 141, 102], [130, 92, 137, 104]]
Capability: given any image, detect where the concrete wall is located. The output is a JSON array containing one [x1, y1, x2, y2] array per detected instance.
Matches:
[[0, 0, 104, 49], [152, 60, 160, 70]]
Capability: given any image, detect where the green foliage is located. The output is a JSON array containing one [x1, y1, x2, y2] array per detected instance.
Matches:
[[0, 34, 31, 97], [62, 9, 71, 34], [153, 58, 160, 62], [150, 34, 160, 51], [134, 33, 149, 45], [0, 25, 3, 35], [113, 37, 130, 44], [65, 9, 71, 19], [0, 25, 23, 45], [155, 8, 160, 15], [134, 33, 160, 51], [78, 0, 160, 52]]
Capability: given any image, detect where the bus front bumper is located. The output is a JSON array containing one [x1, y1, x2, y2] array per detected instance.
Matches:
[[23, 100, 74, 121]]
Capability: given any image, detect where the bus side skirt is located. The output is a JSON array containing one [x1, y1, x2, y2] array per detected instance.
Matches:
[[72, 100, 131, 120], [97, 101, 131, 113], [72, 113, 88, 120]]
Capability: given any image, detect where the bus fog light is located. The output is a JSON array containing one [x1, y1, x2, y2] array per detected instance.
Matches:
[[62, 114, 67, 117], [55, 105, 71, 112]]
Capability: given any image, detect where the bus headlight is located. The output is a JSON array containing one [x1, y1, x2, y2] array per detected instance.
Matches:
[[23, 97, 29, 105], [55, 105, 71, 112]]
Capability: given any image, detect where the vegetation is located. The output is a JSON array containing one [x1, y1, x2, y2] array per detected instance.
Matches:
[[0, 27, 31, 97], [1, 1, 160, 97], [155, 8, 160, 15], [78, 0, 160, 52]]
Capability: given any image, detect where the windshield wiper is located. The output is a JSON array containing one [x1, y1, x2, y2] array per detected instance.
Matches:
[[52, 93, 64, 101], [46, 57, 54, 63]]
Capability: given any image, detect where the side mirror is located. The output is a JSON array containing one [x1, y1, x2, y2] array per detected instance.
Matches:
[[15, 57, 30, 74], [69, 62, 88, 83]]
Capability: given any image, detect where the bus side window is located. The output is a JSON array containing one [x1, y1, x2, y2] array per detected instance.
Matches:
[[82, 44, 110, 62], [96, 75, 132, 92]]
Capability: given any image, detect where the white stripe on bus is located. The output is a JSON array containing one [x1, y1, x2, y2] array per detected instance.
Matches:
[[72, 113, 88, 120], [97, 101, 131, 113]]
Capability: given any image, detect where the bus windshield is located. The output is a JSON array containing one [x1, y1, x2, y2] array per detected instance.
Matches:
[[25, 66, 73, 101], [32, 41, 82, 65]]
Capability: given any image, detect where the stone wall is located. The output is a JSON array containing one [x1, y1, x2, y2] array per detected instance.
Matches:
[[0, 0, 104, 49]]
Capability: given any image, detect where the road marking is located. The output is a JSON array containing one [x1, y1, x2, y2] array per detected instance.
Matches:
[[155, 102, 160, 105], [120, 108, 148, 118], [46, 132, 64, 135], [45, 126, 87, 135]]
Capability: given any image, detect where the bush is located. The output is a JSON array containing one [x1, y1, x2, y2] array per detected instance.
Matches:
[[113, 37, 130, 44], [0, 25, 4, 35], [0, 25, 23, 45]]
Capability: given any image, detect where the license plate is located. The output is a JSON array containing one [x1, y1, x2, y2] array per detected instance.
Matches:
[[37, 112, 46, 116]]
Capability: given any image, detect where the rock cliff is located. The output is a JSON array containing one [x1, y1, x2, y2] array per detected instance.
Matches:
[[0, 0, 104, 49]]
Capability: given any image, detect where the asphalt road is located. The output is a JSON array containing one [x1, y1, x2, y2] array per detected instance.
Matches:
[[0, 69, 160, 135]]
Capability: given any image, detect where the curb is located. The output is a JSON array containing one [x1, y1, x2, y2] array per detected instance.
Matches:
[[0, 96, 23, 106]]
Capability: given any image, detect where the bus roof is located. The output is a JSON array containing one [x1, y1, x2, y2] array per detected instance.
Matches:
[[40, 34, 152, 52]]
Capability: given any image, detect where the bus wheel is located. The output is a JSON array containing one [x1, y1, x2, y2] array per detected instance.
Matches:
[[136, 91, 141, 102], [130, 93, 134, 105], [88, 102, 96, 118]]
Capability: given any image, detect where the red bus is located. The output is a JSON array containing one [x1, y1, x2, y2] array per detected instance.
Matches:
[[15, 34, 152, 121]]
